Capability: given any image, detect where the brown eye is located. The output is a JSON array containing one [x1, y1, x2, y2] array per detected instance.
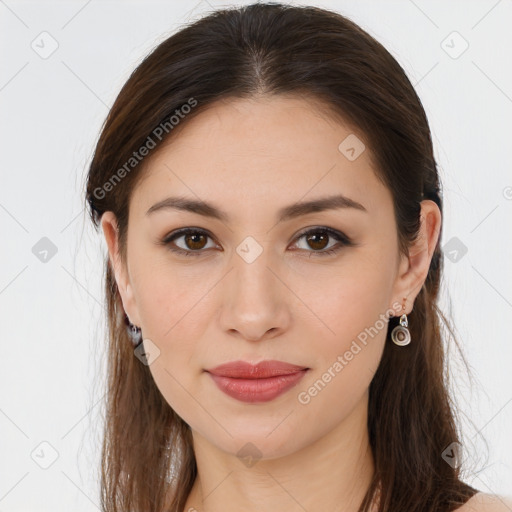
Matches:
[[291, 227, 354, 258], [162, 228, 217, 256], [183, 232, 208, 250], [304, 232, 329, 251], [161, 226, 354, 258]]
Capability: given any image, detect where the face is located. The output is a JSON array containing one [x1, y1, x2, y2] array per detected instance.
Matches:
[[102, 95, 436, 460]]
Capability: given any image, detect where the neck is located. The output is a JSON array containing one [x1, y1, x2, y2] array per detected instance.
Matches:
[[182, 392, 376, 512]]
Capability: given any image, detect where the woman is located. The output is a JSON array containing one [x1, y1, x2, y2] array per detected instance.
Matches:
[[85, 3, 511, 511]]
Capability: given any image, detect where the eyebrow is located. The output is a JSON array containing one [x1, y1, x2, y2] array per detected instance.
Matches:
[[146, 194, 367, 222]]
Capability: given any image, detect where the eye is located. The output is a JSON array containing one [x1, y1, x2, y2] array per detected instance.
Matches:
[[290, 227, 354, 257], [161, 228, 218, 257], [160, 226, 355, 258]]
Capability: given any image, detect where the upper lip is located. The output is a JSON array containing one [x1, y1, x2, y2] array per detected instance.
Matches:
[[206, 360, 309, 379]]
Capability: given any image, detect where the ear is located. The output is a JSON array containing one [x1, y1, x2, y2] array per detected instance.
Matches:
[[391, 200, 442, 314], [100, 211, 140, 326]]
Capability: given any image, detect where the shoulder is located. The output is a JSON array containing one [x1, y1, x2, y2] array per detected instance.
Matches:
[[454, 492, 512, 512]]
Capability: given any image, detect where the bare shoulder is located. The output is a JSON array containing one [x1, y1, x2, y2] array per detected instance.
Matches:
[[454, 492, 512, 512]]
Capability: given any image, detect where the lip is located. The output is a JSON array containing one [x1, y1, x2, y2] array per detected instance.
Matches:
[[205, 360, 309, 403]]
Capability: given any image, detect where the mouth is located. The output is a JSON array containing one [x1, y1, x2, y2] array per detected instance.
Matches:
[[205, 360, 310, 403]]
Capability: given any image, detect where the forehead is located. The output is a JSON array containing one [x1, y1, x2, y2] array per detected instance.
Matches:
[[131, 95, 391, 222]]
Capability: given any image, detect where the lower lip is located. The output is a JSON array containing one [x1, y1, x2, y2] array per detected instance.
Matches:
[[208, 370, 308, 403]]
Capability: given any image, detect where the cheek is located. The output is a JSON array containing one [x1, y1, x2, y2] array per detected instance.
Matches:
[[292, 258, 392, 407], [290, 257, 393, 349], [293, 300, 388, 443], [132, 253, 217, 340], [137, 278, 207, 426], [130, 259, 217, 403]]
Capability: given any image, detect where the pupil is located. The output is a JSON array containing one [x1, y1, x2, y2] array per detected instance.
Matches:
[[186, 234, 205, 250], [308, 233, 328, 250]]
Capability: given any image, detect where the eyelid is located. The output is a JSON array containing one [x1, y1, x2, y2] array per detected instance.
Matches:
[[291, 226, 352, 246], [161, 227, 219, 253], [161, 225, 355, 257]]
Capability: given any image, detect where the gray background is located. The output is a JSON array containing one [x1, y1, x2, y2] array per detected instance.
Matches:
[[1, 0, 511, 510]]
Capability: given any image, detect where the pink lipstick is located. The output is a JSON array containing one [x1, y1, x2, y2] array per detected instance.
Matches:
[[206, 360, 309, 403]]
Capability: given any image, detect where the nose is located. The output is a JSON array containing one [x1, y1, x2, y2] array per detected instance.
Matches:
[[218, 247, 291, 343]]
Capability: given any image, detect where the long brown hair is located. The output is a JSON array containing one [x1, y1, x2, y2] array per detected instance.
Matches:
[[85, 3, 480, 511]]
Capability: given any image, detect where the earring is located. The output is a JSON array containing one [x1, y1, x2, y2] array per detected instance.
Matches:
[[124, 313, 143, 347], [391, 296, 411, 346]]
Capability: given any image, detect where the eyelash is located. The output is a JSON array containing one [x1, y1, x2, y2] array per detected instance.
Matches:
[[160, 226, 355, 258]]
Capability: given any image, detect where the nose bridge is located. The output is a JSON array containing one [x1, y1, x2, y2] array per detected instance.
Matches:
[[232, 233, 278, 300], [220, 233, 288, 340]]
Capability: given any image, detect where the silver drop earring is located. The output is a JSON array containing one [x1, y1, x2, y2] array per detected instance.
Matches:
[[391, 296, 411, 346], [124, 313, 143, 347]]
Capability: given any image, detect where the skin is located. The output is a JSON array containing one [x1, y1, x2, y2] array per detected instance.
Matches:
[[101, 94, 443, 512]]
